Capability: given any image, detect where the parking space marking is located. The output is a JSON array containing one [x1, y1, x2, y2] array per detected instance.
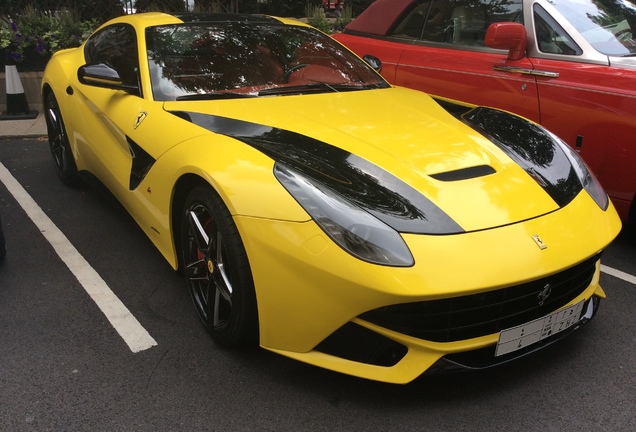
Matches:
[[0, 162, 157, 353], [601, 265, 636, 286]]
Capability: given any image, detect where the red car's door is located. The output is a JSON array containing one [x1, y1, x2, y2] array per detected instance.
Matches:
[[333, 35, 406, 83], [529, 58, 636, 212], [395, 45, 540, 122], [392, 0, 540, 122]]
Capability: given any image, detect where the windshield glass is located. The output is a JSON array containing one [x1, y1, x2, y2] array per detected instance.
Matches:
[[550, 0, 636, 55], [146, 22, 388, 100]]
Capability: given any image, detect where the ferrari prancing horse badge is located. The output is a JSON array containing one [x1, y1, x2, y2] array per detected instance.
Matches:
[[134, 112, 147, 130]]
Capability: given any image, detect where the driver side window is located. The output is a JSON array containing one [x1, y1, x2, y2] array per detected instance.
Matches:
[[84, 24, 141, 95]]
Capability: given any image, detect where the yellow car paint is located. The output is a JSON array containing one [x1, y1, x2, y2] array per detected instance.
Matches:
[[40, 11, 622, 384]]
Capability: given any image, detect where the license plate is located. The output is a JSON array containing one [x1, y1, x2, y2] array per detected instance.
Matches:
[[495, 300, 585, 357]]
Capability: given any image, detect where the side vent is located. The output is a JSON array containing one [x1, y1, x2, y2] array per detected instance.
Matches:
[[128, 137, 156, 190], [430, 165, 496, 182]]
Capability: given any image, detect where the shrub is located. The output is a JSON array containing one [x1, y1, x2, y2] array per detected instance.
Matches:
[[305, 3, 332, 33], [0, 7, 98, 69]]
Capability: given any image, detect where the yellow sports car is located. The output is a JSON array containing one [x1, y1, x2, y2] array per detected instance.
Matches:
[[41, 12, 621, 384]]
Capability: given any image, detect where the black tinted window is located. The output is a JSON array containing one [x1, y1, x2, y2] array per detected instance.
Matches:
[[146, 22, 387, 101], [84, 24, 140, 92]]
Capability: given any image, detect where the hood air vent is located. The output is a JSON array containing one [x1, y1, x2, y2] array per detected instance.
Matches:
[[430, 165, 496, 182]]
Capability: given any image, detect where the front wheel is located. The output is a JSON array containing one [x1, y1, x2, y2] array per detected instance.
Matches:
[[181, 186, 258, 346], [44, 92, 79, 186]]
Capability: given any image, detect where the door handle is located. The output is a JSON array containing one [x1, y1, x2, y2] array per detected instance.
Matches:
[[493, 65, 559, 78]]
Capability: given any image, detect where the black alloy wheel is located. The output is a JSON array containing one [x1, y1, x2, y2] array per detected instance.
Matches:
[[44, 92, 79, 186], [181, 186, 258, 347]]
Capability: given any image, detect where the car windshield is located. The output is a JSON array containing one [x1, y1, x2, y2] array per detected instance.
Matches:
[[550, 0, 636, 55], [146, 21, 388, 101]]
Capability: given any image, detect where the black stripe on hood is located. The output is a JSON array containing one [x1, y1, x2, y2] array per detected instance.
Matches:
[[171, 110, 464, 235], [460, 107, 581, 207]]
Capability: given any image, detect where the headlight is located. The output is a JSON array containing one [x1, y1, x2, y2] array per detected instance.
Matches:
[[555, 135, 609, 210], [274, 163, 414, 267]]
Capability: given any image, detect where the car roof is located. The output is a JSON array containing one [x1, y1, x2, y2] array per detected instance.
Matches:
[[172, 13, 283, 25]]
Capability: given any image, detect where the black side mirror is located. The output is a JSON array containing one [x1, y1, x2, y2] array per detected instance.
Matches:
[[362, 54, 382, 73], [78, 63, 139, 93]]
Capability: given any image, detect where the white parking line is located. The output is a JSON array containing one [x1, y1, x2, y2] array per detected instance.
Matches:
[[601, 264, 636, 286], [0, 162, 157, 353]]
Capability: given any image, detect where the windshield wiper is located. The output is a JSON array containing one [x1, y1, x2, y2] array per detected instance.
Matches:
[[258, 83, 337, 96], [258, 82, 386, 96], [176, 92, 257, 101]]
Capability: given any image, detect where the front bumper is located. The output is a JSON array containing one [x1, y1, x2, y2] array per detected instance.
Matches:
[[235, 191, 619, 384], [269, 281, 603, 384]]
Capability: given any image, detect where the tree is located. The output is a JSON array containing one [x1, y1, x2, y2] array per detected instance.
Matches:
[[135, 0, 186, 12]]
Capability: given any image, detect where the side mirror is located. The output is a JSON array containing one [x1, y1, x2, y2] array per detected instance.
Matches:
[[78, 63, 139, 93], [362, 54, 382, 73], [485, 22, 527, 61]]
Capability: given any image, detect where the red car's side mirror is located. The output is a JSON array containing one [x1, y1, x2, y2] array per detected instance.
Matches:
[[485, 22, 527, 61]]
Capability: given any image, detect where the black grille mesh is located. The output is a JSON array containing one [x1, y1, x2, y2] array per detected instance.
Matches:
[[360, 253, 601, 342]]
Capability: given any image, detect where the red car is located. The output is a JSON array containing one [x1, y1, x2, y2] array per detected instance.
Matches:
[[333, 0, 636, 223]]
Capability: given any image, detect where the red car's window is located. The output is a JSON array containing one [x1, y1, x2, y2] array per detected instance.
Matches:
[[534, 4, 582, 55], [390, 0, 524, 47], [547, 0, 636, 56]]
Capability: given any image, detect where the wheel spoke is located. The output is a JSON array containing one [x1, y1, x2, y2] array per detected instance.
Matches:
[[184, 257, 207, 279], [188, 209, 210, 254], [47, 107, 65, 165], [215, 230, 233, 296], [213, 287, 222, 327]]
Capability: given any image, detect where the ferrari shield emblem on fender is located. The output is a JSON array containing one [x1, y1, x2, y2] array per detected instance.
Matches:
[[134, 112, 147, 130], [532, 235, 547, 250]]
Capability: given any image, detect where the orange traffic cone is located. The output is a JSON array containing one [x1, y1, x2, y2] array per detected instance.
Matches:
[[0, 64, 38, 120]]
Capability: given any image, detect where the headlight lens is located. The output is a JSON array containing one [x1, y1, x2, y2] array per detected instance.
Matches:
[[275, 163, 414, 267]]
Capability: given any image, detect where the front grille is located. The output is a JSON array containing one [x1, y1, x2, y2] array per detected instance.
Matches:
[[360, 253, 601, 343]]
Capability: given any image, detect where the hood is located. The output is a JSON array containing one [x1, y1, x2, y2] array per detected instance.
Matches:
[[163, 87, 573, 232]]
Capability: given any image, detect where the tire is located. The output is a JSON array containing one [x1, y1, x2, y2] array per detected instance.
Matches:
[[44, 92, 80, 186], [181, 186, 258, 346]]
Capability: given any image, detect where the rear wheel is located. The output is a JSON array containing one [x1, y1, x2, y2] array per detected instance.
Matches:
[[45, 92, 79, 186], [181, 186, 258, 346]]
